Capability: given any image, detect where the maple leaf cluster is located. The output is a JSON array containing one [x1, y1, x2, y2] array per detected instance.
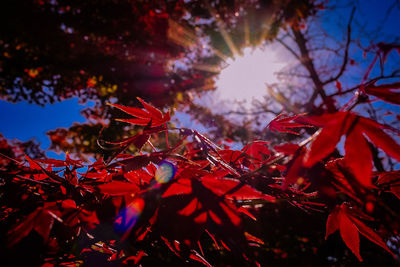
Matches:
[[2, 93, 400, 266]]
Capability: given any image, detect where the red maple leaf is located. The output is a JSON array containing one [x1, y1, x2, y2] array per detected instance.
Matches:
[[325, 203, 394, 261], [364, 81, 400, 105], [267, 113, 311, 135], [303, 112, 400, 187], [108, 97, 170, 127]]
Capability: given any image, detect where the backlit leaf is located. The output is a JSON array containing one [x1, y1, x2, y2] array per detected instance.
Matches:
[[339, 210, 362, 261]]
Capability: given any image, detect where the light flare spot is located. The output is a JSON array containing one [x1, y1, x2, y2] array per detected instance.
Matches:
[[114, 198, 144, 234], [155, 160, 176, 184]]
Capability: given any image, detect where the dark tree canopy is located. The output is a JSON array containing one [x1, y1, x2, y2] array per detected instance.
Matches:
[[0, 0, 315, 105], [0, 0, 320, 157]]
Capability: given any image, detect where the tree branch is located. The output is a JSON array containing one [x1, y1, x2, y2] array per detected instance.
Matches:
[[323, 8, 356, 85], [290, 27, 332, 110], [276, 38, 301, 61], [220, 109, 279, 116]]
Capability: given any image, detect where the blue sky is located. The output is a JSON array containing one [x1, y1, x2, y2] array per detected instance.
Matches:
[[0, 98, 93, 151]]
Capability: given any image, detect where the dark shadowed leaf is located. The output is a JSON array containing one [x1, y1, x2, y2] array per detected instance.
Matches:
[[98, 181, 140, 195]]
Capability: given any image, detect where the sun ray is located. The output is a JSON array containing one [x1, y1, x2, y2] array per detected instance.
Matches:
[[168, 19, 198, 48], [205, 1, 240, 56], [210, 47, 230, 62], [244, 18, 250, 46], [258, 17, 274, 45], [168, 17, 229, 63], [192, 63, 221, 73]]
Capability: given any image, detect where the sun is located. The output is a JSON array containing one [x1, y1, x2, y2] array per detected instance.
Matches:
[[214, 46, 286, 108], [167, 14, 289, 112]]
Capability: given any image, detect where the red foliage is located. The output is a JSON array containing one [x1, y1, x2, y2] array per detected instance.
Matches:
[[364, 82, 400, 105], [2, 96, 400, 265], [267, 113, 311, 135]]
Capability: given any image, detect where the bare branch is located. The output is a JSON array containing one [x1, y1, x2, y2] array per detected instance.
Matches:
[[219, 109, 279, 116], [276, 38, 301, 61], [275, 71, 311, 79], [323, 7, 356, 85], [290, 27, 330, 109]]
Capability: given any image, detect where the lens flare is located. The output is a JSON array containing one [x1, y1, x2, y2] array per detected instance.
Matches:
[[155, 160, 176, 184], [114, 198, 144, 234]]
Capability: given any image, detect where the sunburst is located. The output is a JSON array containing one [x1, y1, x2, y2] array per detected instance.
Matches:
[[214, 46, 286, 108], [167, 6, 289, 111]]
